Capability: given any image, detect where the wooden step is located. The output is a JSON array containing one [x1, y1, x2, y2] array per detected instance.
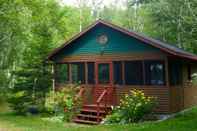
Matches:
[[83, 104, 112, 109], [73, 104, 113, 125], [77, 114, 103, 119], [73, 118, 99, 125], [81, 109, 106, 114]]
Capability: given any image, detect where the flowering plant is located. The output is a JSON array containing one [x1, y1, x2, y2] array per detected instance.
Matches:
[[104, 89, 157, 124], [45, 85, 82, 122]]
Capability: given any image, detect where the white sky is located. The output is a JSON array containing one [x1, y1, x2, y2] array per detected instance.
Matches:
[[60, 0, 124, 7]]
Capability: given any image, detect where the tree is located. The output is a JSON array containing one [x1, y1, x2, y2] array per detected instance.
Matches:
[[6, 0, 84, 113], [149, 0, 197, 53]]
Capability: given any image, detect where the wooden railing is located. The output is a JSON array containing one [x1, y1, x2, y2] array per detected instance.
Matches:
[[96, 87, 108, 122], [75, 86, 85, 101]]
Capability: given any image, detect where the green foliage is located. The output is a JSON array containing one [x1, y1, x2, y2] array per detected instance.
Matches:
[[8, 91, 32, 114], [1, 106, 197, 130], [0, 0, 84, 101], [104, 89, 157, 124], [8, 65, 52, 114], [45, 85, 82, 122], [192, 73, 197, 85], [2, 0, 89, 115]]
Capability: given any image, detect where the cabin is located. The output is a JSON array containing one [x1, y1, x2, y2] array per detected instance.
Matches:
[[47, 20, 197, 124]]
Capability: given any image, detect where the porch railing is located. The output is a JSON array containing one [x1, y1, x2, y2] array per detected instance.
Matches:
[[75, 86, 85, 101], [96, 87, 108, 122]]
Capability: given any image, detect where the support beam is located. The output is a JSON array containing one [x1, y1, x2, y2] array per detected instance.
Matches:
[[85, 62, 88, 84], [69, 63, 72, 84], [165, 57, 170, 87], [122, 61, 125, 85], [142, 61, 146, 85]]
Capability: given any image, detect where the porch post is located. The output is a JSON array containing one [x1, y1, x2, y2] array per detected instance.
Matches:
[[165, 57, 170, 87], [69, 63, 72, 84], [110, 62, 113, 85], [95, 62, 98, 85], [165, 57, 171, 113], [122, 61, 125, 85], [142, 61, 146, 85], [85, 62, 88, 84]]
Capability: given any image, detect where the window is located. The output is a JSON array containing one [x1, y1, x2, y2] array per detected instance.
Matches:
[[145, 61, 165, 85], [87, 62, 95, 84], [71, 63, 85, 84], [55, 64, 69, 84], [124, 61, 143, 85], [113, 61, 123, 85], [169, 61, 182, 85], [98, 63, 110, 84]]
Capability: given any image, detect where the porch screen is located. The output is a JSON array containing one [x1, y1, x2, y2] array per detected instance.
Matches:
[[71, 63, 85, 84], [98, 63, 110, 84], [169, 60, 182, 85], [87, 62, 95, 84], [145, 61, 165, 85], [55, 64, 69, 84], [124, 61, 143, 85], [113, 61, 123, 85]]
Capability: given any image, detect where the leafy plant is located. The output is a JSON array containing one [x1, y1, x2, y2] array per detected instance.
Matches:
[[192, 73, 197, 85], [45, 85, 82, 122], [7, 91, 33, 114], [104, 89, 157, 124]]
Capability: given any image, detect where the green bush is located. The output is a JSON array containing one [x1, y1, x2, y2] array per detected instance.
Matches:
[[0, 93, 9, 112], [45, 85, 82, 122], [7, 91, 33, 114], [104, 89, 157, 124], [192, 73, 197, 85]]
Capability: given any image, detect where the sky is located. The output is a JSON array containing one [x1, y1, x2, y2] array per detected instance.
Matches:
[[60, 0, 124, 7]]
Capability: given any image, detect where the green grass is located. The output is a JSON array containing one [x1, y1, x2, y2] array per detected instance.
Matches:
[[1, 107, 197, 131]]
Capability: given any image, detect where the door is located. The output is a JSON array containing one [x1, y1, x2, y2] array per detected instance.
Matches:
[[93, 61, 114, 105]]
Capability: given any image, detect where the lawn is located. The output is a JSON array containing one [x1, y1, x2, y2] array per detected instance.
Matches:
[[1, 107, 197, 131]]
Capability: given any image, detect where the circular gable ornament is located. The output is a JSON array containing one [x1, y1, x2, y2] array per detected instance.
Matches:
[[97, 34, 108, 45]]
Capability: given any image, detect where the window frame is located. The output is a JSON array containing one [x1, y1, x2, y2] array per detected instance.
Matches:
[[113, 61, 123, 85], [54, 63, 69, 84], [144, 60, 166, 86], [71, 62, 85, 84], [87, 62, 95, 84], [124, 60, 144, 85]]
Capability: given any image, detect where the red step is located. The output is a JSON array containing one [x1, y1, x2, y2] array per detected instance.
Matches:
[[77, 114, 103, 119], [73, 104, 112, 125], [81, 109, 105, 114], [73, 118, 99, 125]]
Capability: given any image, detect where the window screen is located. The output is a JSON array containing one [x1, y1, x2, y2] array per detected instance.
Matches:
[[169, 61, 182, 85], [124, 61, 143, 85], [55, 64, 69, 84], [145, 61, 165, 85], [98, 63, 110, 84], [113, 61, 123, 85], [71, 63, 85, 84], [88, 62, 95, 84]]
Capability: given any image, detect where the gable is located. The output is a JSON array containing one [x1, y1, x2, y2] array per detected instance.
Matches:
[[53, 24, 161, 61]]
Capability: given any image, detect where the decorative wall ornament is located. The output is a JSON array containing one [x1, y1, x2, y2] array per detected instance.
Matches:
[[97, 34, 108, 45]]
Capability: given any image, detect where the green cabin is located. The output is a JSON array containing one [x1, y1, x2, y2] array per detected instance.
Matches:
[[47, 20, 197, 124]]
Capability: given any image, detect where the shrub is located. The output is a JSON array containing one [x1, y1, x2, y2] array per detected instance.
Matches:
[[7, 91, 33, 114], [0, 93, 9, 112], [192, 73, 197, 85], [45, 84, 82, 122], [104, 89, 157, 124]]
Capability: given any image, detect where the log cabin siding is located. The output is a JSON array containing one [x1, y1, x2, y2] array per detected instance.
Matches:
[[170, 86, 183, 113], [115, 86, 170, 113], [53, 25, 161, 62]]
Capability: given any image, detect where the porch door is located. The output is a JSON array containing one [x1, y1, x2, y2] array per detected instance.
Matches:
[[94, 61, 114, 105]]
